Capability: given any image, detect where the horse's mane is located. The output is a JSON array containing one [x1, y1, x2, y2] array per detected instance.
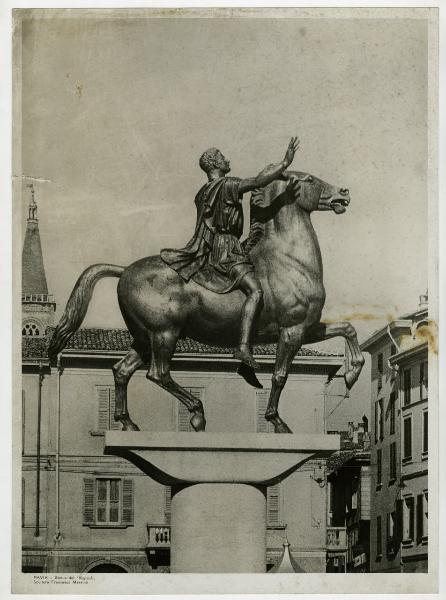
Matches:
[[242, 178, 299, 253], [242, 188, 266, 253]]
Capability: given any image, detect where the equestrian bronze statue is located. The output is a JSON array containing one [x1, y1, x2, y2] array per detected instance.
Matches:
[[49, 142, 364, 434], [161, 137, 299, 371]]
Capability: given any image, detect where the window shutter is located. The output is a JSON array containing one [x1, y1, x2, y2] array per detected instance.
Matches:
[[83, 478, 95, 525], [178, 404, 191, 432], [109, 388, 120, 430], [22, 477, 25, 527], [97, 387, 110, 431], [122, 478, 134, 526], [22, 390, 25, 455], [374, 401, 378, 443], [267, 485, 281, 526], [395, 499, 403, 543], [416, 494, 424, 541], [165, 486, 172, 524], [256, 389, 271, 433]]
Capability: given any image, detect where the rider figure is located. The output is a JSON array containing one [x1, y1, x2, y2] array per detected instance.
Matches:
[[161, 137, 299, 370]]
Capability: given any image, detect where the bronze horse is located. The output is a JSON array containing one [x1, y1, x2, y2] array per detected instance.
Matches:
[[49, 172, 364, 433]]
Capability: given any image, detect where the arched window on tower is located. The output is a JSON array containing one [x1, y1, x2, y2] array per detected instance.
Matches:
[[22, 322, 41, 337]]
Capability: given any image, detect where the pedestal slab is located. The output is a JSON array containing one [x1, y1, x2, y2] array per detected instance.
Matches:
[[104, 432, 339, 573]]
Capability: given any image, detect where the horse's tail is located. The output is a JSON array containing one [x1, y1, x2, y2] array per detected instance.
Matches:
[[48, 264, 125, 362]]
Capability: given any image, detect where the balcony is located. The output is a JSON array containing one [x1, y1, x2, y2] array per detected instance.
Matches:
[[147, 524, 170, 547], [326, 527, 347, 551], [146, 525, 170, 568]]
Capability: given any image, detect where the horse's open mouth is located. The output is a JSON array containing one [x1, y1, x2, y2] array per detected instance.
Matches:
[[330, 198, 349, 214]]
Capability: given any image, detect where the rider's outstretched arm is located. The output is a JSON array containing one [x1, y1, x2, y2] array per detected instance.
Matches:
[[238, 136, 299, 195]]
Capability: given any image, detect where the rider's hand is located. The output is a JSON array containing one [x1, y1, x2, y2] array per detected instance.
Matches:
[[283, 137, 300, 168]]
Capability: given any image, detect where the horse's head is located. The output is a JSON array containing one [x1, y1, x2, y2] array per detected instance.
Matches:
[[287, 171, 350, 214]]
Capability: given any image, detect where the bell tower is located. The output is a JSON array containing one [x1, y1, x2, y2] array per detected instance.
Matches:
[[22, 184, 56, 336]]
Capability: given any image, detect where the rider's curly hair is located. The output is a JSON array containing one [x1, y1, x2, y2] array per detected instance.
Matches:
[[199, 148, 223, 174]]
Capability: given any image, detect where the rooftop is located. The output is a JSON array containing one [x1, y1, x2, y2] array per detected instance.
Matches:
[[23, 327, 342, 362]]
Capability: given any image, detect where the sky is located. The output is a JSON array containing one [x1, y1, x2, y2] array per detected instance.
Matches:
[[17, 12, 429, 426]]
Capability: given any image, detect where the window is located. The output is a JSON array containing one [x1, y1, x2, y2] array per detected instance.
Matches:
[[417, 493, 428, 542], [97, 479, 120, 524], [83, 477, 134, 527], [389, 392, 396, 435], [386, 512, 396, 555], [420, 361, 428, 401], [96, 386, 120, 432], [22, 322, 41, 336], [177, 388, 204, 432], [377, 353, 383, 391], [376, 516, 382, 556], [378, 399, 384, 441], [389, 442, 397, 480], [377, 449, 382, 486], [403, 497, 415, 543], [423, 410, 428, 455], [403, 416, 412, 461], [375, 400, 384, 442], [403, 369, 411, 406]]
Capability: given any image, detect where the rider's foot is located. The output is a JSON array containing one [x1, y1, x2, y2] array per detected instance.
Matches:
[[233, 346, 261, 370]]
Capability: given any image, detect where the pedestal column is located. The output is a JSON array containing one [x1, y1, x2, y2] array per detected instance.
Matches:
[[171, 483, 265, 573], [105, 432, 339, 573]]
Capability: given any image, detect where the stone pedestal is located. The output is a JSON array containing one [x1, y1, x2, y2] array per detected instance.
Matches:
[[105, 432, 339, 573]]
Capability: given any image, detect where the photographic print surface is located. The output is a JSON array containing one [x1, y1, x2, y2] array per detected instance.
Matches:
[[12, 7, 438, 595]]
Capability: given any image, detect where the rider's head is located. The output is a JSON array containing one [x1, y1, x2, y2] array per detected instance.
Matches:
[[199, 148, 231, 175]]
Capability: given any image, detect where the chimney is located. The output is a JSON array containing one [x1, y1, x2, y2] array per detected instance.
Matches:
[[362, 415, 369, 433], [348, 422, 354, 439], [419, 291, 428, 310]]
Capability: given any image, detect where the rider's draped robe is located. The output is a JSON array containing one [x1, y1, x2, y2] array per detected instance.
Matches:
[[161, 176, 254, 293]]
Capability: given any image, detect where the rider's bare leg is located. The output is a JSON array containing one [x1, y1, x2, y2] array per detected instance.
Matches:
[[232, 270, 264, 370]]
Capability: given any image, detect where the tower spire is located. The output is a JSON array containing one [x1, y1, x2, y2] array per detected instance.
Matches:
[[27, 183, 38, 222], [22, 184, 49, 296]]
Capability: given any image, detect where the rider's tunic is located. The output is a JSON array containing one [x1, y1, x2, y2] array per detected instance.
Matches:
[[161, 177, 254, 293]]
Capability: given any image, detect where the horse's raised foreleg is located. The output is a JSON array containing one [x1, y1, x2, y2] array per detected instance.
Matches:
[[303, 321, 365, 389], [147, 330, 206, 432], [112, 348, 144, 431], [265, 325, 305, 434]]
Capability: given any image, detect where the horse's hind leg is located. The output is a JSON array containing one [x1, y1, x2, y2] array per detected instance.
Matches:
[[147, 330, 206, 432], [112, 347, 144, 431], [265, 325, 305, 434], [304, 321, 365, 389]]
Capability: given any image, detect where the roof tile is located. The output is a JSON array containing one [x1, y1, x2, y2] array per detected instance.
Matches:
[[22, 327, 340, 361]]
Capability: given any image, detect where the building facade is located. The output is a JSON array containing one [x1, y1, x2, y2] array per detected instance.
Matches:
[[360, 298, 429, 573], [21, 189, 346, 574], [326, 448, 371, 573], [325, 422, 371, 573], [389, 303, 428, 573]]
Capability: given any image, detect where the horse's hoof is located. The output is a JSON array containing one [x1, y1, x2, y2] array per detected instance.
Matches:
[[121, 418, 140, 431], [344, 371, 357, 390], [273, 418, 293, 434], [190, 411, 206, 432]]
